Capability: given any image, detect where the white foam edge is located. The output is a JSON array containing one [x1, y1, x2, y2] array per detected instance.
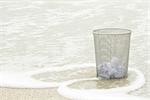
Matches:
[[26, 63, 95, 75], [57, 68, 147, 100], [0, 71, 59, 88], [0, 63, 95, 88]]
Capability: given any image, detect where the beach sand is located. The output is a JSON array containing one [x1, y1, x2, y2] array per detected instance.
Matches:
[[0, 67, 149, 100], [0, 87, 67, 100]]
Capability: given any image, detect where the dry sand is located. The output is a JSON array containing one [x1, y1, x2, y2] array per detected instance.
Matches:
[[0, 87, 67, 100]]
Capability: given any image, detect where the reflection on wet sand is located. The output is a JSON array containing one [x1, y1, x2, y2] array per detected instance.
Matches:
[[68, 70, 136, 89]]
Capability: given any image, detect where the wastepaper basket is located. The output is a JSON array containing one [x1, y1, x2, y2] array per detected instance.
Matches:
[[93, 28, 131, 79]]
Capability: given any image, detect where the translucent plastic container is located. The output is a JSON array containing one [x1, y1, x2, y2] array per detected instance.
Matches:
[[93, 28, 131, 79]]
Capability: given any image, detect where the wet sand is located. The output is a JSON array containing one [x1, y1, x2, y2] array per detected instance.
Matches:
[[0, 67, 95, 100], [0, 67, 149, 100]]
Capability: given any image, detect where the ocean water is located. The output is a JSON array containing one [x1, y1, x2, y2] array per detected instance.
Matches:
[[0, 0, 149, 99]]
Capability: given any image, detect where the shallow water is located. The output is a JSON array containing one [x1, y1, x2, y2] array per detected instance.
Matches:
[[0, 0, 149, 99], [68, 74, 134, 89], [32, 66, 96, 82]]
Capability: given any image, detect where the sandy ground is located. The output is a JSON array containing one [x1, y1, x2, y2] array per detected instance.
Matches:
[[0, 67, 96, 100], [0, 67, 149, 100], [0, 87, 67, 100]]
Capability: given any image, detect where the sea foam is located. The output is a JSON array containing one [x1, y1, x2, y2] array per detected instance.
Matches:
[[57, 68, 147, 100], [0, 63, 94, 88]]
